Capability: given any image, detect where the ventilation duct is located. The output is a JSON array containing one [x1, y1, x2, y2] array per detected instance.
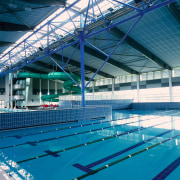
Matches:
[[0, 41, 14, 47], [0, 22, 31, 31]]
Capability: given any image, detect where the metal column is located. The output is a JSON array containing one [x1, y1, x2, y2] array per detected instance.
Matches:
[[137, 74, 140, 102], [40, 79, 42, 104], [79, 13, 85, 107], [48, 80, 49, 95], [169, 70, 173, 102], [80, 33, 85, 107], [10, 74, 13, 108], [93, 80, 95, 100], [112, 78, 115, 99], [55, 81, 57, 94]]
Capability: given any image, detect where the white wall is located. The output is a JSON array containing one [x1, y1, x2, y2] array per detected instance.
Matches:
[[26, 78, 63, 106], [26, 78, 40, 106]]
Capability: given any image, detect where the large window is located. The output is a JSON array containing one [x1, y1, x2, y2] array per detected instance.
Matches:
[[95, 78, 112, 86], [173, 68, 180, 77]]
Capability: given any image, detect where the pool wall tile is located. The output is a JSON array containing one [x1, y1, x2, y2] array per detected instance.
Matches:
[[72, 99, 133, 110], [132, 102, 180, 110], [0, 106, 112, 130]]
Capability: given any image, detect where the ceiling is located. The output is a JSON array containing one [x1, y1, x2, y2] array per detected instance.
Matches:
[[0, 0, 180, 81]]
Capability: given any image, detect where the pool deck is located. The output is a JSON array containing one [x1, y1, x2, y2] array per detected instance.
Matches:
[[0, 168, 13, 180]]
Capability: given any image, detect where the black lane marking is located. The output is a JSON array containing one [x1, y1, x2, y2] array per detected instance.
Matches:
[[73, 129, 173, 172], [0, 113, 167, 150], [152, 157, 180, 180], [17, 117, 177, 164], [74, 134, 180, 180]]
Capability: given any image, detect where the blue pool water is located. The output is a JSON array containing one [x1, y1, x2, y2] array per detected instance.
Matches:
[[1, 110, 180, 180]]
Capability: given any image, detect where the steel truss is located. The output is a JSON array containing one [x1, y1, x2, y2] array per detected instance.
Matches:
[[0, 0, 175, 107]]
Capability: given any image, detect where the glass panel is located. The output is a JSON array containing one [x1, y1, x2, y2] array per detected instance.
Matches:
[[121, 75, 125, 83], [132, 75, 137, 82], [162, 70, 169, 78], [173, 68, 180, 77], [154, 71, 161, 79], [126, 75, 131, 82], [115, 76, 120, 84], [147, 72, 154, 80], [140, 73, 146, 81]]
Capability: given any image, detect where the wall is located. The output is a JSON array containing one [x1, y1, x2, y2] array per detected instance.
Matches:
[[86, 78, 171, 93], [0, 76, 5, 94], [132, 102, 180, 110], [0, 75, 9, 108], [27, 78, 40, 106], [27, 78, 63, 106], [86, 76, 180, 102], [0, 106, 112, 130], [71, 99, 133, 110]]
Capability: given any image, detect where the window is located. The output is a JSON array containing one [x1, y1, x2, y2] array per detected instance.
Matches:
[[140, 73, 146, 81], [147, 72, 154, 80], [126, 75, 131, 82], [162, 70, 169, 79], [121, 75, 125, 83], [132, 75, 137, 82], [154, 71, 161, 79], [173, 68, 180, 77]]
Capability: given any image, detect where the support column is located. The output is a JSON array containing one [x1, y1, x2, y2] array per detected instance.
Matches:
[[79, 13, 85, 107], [40, 79, 42, 104], [112, 78, 115, 99], [11, 74, 13, 108], [93, 80, 95, 100], [169, 70, 173, 102], [55, 82, 57, 94], [48, 80, 49, 95], [137, 74, 140, 103], [80, 34, 85, 107]]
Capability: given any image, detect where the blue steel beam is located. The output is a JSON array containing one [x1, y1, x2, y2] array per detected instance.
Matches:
[[0, 0, 81, 68], [85, 0, 176, 39], [83, 0, 91, 34], [0, 39, 80, 77], [48, 56, 81, 88], [32, 60, 91, 80], [86, 14, 144, 88], [0, 0, 175, 78], [63, 43, 80, 69], [78, 43, 139, 74], [112, 0, 142, 12], [109, 27, 172, 70], [94, 0, 109, 27], [51, 53, 114, 78], [80, 32, 86, 107]]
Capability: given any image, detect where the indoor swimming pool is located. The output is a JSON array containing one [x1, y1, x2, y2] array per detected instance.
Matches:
[[1, 110, 180, 180]]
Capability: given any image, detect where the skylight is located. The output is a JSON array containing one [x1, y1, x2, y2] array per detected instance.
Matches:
[[0, 0, 132, 72]]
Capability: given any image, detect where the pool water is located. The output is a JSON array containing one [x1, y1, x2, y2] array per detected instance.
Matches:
[[1, 110, 180, 180]]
